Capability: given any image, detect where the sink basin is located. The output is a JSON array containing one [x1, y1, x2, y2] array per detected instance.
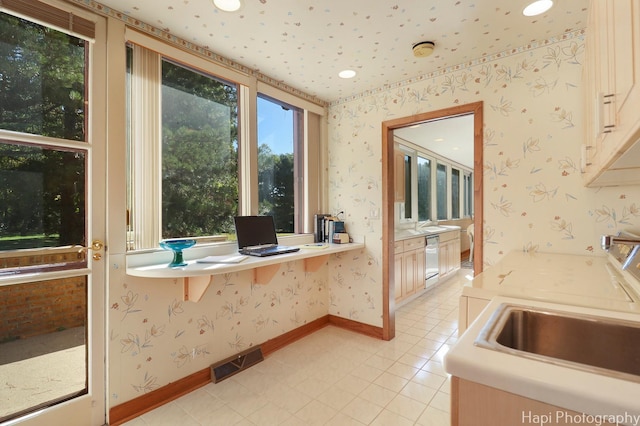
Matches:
[[421, 226, 445, 233], [475, 304, 640, 383]]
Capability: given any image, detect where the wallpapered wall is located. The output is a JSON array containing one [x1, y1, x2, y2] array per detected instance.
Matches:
[[109, 31, 640, 407], [108, 250, 367, 405], [325, 31, 640, 327]]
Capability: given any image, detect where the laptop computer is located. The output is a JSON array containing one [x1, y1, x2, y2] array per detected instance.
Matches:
[[234, 215, 300, 257]]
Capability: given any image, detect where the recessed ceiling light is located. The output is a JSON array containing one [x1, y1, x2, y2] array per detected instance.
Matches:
[[434, 138, 445, 142], [522, 0, 553, 16], [213, 0, 242, 12], [338, 69, 356, 79]]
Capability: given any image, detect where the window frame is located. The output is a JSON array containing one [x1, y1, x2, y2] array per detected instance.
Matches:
[[397, 143, 473, 224], [256, 93, 304, 233], [124, 30, 324, 251]]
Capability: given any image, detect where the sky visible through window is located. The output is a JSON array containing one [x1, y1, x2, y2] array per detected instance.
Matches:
[[257, 97, 293, 155]]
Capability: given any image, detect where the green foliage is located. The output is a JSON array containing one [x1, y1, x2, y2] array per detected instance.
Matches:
[[161, 60, 240, 238], [0, 14, 86, 248], [258, 144, 294, 233]]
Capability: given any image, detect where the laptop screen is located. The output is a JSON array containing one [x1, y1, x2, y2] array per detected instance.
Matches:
[[234, 216, 279, 249]]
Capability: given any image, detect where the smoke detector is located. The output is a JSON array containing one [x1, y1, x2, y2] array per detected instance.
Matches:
[[412, 41, 435, 58]]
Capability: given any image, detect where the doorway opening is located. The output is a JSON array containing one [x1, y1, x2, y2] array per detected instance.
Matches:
[[381, 102, 484, 341]]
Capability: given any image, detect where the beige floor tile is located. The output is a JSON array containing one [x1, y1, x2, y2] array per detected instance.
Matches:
[[340, 396, 384, 424], [358, 383, 398, 407], [121, 267, 472, 426], [370, 408, 416, 426]]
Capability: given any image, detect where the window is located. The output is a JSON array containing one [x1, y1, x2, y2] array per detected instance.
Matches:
[[464, 172, 473, 217], [417, 156, 432, 221], [403, 154, 412, 219], [127, 47, 239, 247], [451, 168, 460, 219], [398, 146, 471, 223], [257, 95, 302, 233], [436, 163, 448, 220], [161, 60, 238, 238], [125, 38, 322, 250]]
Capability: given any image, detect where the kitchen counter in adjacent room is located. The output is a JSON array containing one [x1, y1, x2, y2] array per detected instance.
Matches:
[[394, 225, 461, 241]]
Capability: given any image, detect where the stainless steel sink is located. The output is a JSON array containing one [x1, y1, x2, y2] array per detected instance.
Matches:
[[475, 304, 640, 383]]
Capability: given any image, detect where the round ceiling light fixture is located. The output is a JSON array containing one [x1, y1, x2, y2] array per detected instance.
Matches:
[[213, 0, 242, 12], [338, 69, 356, 79], [412, 41, 435, 58], [522, 0, 553, 16]]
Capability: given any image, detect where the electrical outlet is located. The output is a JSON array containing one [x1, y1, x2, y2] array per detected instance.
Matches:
[[370, 208, 380, 219]]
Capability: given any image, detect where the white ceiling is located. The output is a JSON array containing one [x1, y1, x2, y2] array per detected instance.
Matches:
[[89, 0, 589, 102], [394, 115, 475, 168]]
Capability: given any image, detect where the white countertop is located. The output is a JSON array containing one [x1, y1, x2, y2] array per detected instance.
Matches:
[[445, 296, 640, 418], [126, 242, 364, 278], [461, 251, 640, 313], [395, 224, 461, 241]]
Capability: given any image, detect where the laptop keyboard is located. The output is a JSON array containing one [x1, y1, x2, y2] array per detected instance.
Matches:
[[246, 246, 276, 254]]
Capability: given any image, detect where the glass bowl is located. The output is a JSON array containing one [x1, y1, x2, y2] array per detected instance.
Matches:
[[159, 239, 196, 267]]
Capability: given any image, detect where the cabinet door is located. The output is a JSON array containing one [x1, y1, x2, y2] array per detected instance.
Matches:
[[394, 253, 404, 301], [450, 238, 461, 272], [415, 247, 425, 290], [403, 250, 417, 297], [609, 0, 636, 121], [583, 0, 640, 185], [439, 240, 450, 279]]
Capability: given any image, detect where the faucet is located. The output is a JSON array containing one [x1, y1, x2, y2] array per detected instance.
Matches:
[[601, 234, 640, 251]]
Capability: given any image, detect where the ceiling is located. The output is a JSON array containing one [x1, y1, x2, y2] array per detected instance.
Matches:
[[90, 0, 589, 102], [394, 115, 475, 168]]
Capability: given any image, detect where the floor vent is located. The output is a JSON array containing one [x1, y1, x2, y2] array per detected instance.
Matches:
[[210, 346, 264, 383]]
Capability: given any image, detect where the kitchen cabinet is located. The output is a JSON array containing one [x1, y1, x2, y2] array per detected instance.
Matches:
[[394, 237, 425, 303], [582, 0, 640, 186], [438, 230, 460, 281], [458, 296, 489, 335], [451, 377, 616, 426]]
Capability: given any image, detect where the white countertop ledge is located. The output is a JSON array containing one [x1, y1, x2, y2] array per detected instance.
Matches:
[[126, 242, 365, 278], [445, 296, 640, 418]]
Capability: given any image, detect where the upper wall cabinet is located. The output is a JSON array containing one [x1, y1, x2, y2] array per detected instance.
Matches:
[[582, 0, 640, 186]]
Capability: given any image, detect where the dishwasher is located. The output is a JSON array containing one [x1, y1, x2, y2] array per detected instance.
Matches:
[[425, 235, 440, 289]]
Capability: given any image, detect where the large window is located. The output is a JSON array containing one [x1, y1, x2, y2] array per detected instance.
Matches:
[[126, 47, 239, 247], [417, 156, 432, 221], [161, 60, 238, 238], [451, 167, 461, 219], [398, 145, 472, 223], [126, 40, 319, 250], [436, 163, 448, 220], [464, 171, 473, 217], [257, 95, 301, 233]]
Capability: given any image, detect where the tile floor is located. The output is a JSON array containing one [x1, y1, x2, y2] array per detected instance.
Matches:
[[122, 267, 473, 426]]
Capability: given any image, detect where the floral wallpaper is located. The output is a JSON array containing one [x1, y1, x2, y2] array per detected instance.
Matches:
[[108, 29, 640, 409], [108, 251, 358, 405], [326, 30, 640, 327]]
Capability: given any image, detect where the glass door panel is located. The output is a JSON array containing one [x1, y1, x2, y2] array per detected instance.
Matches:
[[0, 6, 105, 424], [0, 142, 90, 422]]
